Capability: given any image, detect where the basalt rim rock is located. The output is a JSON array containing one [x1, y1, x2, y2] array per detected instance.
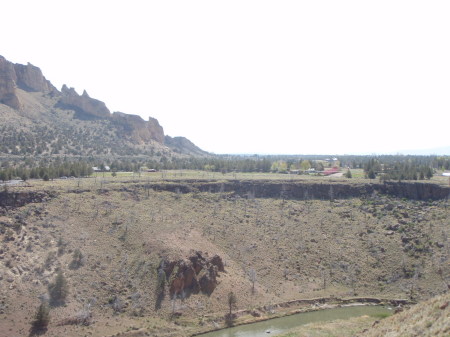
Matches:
[[131, 180, 450, 201], [0, 190, 57, 208]]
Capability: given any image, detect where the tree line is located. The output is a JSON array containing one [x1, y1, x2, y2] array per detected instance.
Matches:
[[364, 158, 434, 180], [0, 154, 448, 181], [0, 161, 93, 181]]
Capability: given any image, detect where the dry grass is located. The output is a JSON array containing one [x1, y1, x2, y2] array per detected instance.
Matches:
[[357, 292, 450, 337]]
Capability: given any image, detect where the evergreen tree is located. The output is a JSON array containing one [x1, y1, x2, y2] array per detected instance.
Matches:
[[227, 291, 237, 317], [0, 170, 6, 182], [367, 169, 376, 179], [21, 171, 29, 182], [48, 271, 69, 306], [345, 169, 352, 178], [69, 249, 84, 269], [31, 302, 50, 333]]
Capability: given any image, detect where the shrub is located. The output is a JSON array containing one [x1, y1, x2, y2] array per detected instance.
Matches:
[[69, 249, 84, 269], [44, 251, 57, 270], [57, 237, 65, 255]]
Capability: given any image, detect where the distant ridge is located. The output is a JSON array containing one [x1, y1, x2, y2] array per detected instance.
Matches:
[[0, 55, 206, 157], [164, 135, 209, 156], [394, 146, 450, 156]]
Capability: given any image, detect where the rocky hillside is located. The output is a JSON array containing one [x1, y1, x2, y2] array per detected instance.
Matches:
[[0, 55, 206, 157], [0, 177, 448, 336], [357, 292, 449, 337]]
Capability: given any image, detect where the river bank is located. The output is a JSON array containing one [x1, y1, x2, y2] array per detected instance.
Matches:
[[192, 296, 410, 336]]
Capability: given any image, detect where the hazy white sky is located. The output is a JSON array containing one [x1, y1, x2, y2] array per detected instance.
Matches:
[[2, 1, 449, 155]]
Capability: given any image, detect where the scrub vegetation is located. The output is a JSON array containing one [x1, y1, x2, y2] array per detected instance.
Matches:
[[0, 173, 448, 336]]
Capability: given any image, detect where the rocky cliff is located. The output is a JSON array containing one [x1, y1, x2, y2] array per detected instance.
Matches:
[[0, 55, 206, 156], [139, 180, 450, 201], [57, 88, 166, 143], [112, 112, 165, 144], [0, 56, 21, 110], [59, 85, 111, 120], [0, 190, 56, 211], [0, 56, 58, 110], [13, 62, 58, 94]]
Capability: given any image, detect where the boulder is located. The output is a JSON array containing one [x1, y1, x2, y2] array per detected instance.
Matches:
[[189, 251, 206, 274], [209, 254, 225, 272], [162, 251, 224, 298], [199, 265, 218, 295]]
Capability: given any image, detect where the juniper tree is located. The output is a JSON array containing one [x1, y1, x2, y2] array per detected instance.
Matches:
[[70, 249, 84, 269], [227, 291, 237, 317], [48, 270, 69, 306], [249, 268, 257, 294], [345, 169, 352, 178], [31, 302, 50, 333]]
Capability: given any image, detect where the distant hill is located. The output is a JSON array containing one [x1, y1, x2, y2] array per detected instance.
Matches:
[[164, 135, 209, 156], [395, 146, 450, 156], [0, 55, 207, 158]]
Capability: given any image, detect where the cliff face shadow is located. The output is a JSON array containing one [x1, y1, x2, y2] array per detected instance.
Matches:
[[54, 101, 105, 121]]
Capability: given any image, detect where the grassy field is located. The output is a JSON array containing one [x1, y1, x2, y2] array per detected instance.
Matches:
[[0, 175, 448, 336], [88, 168, 450, 186]]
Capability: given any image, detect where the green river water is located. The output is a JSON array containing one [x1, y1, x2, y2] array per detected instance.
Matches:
[[198, 305, 392, 337]]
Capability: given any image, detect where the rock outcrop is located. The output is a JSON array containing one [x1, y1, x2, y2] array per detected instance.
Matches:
[[59, 85, 111, 119], [160, 251, 224, 297], [57, 90, 166, 143], [13, 62, 57, 94], [0, 56, 58, 110], [140, 180, 450, 201], [112, 112, 165, 144], [0, 191, 56, 209], [0, 55, 206, 154], [0, 56, 21, 110]]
